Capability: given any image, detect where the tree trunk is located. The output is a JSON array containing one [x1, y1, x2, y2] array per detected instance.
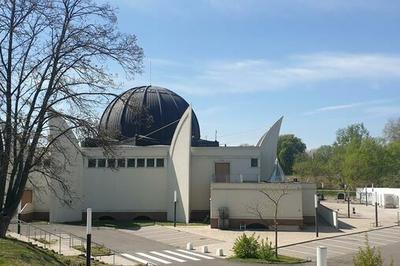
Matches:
[[0, 214, 11, 238]]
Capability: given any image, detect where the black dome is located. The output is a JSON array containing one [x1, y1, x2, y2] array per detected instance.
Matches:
[[99, 85, 201, 145]]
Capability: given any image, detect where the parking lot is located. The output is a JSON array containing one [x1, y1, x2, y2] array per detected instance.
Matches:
[[279, 226, 400, 263]]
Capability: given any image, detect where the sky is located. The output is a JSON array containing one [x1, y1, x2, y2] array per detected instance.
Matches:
[[109, 0, 400, 149]]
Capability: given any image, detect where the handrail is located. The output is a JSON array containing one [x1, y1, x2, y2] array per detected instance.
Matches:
[[12, 219, 127, 256]]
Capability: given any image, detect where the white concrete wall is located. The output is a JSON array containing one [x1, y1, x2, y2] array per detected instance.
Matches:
[[210, 182, 303, 220], [167, 107, 192, 223], [301, 183, 317, 217], [190, 147, 260, 211], [48, 114, 83, 222], [257, 117, 283, 181], [82, 146, 169, 212]]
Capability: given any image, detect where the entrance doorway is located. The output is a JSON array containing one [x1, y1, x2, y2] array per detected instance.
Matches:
[[21, 190, 32, 207], [215, 162, 230, 183]]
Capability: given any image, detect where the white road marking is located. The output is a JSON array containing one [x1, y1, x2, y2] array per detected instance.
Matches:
[[137, 252, 171, 264], [366, 234, 398, 243], [279, 247, 315, 256], [164, 250, 201, 261], [121, 253, 149, 265], [150, 251, 186, 262], [317, 241, 359, 251], [300, 245, 346, 255], [176, 249, 215, 259]]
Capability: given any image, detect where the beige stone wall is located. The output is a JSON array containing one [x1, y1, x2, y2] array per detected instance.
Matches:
[[301, 183, 317, 217], [210, 182, 304, 220]]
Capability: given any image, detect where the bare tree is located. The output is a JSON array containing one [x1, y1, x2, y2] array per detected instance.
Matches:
[[0, 0, 143, 237], [248, 184, 289, 257]]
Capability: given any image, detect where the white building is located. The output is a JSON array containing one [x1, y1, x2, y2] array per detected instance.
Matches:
[[356, 187, 400, 208], [22, 86, 316, 229]]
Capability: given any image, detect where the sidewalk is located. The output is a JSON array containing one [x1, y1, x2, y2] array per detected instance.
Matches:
[[6, 231, 138, 265]]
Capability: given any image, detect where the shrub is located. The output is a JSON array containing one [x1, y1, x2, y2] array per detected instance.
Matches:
[[232, 233, 260, 258], [257, 237, 274, 260], [353, 235, 389, 266]]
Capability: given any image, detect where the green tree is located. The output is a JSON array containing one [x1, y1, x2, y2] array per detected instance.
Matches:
[[383, 117, 400, 143], [277, 135, 306, 175], [335, 123, 369, 146]]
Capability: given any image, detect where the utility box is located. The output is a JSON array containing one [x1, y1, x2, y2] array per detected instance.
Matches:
[[218, 207, 229, 229], [384, 194, 399, 208]]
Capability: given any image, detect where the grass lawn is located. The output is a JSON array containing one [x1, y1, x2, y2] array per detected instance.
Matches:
[[65, 220, 208, 230], [228, 255, 308, 264], [0, 237, 107, 265], [72, 245, 113, 257]]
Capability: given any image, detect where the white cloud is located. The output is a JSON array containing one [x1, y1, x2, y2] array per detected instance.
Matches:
[[303, 99, 394, 116], [146, 53, 400, 95]]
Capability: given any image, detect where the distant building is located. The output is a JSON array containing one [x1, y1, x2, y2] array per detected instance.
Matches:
[[22, 86, 315, 229]]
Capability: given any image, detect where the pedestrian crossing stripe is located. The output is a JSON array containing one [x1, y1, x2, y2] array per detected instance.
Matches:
[[121, 249, 214, 264], [150, 251, 186, 262], [164, 250, 201, 261], [121, 253, 149, 264], [176, 249, 215, 259], [137, 252, 171, 264]]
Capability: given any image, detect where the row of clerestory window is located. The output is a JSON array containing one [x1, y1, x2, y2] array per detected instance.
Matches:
[[87, 158, 165, 168]]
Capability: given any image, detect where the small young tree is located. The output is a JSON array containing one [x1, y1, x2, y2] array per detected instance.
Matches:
[[248, 184, 289, 257]]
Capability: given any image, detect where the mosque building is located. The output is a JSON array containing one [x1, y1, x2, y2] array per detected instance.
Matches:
[[22, 85, 315, 229]]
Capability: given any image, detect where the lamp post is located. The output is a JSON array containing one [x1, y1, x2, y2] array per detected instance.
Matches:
[[17, 202, 21, 234], [315, 194, 319, 237], [173, 191, 177, 227], [374, 193, 379, 227], [345, 184, 350, 218], [365, 186, 368, 206], [86, 208, 92, 266]]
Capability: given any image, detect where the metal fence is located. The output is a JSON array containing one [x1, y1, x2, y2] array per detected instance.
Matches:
[[8, 219, 130, 265]]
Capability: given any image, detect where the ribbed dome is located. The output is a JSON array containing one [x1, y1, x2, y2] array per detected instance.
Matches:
[[99, 85, 200, 145]]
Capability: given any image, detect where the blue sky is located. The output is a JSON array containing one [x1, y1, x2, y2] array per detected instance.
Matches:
[[110, 0, 400, 149]]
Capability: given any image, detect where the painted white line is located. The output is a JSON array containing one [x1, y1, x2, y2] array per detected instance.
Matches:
[[327, 238, 364, 246], [164, 250, 201, 261], [317, 241, 358, 251], [351, 235, 389, 245], [150, 251, 186, 262], [291, 244, 345, 255], [176, 249, 214, 259], [137, 252, 171, 264], [121, 253, 149, 265], [279, 247, 315, 257], [366, 234, 398, 243], [370, 231, 400, 240]]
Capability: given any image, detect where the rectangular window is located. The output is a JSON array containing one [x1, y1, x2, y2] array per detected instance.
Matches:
[[88, 159, 96, 168], [137, 158, 145, 168], [117, 158, 126, 168], [127, 158, 135, 168], [146, 158, 155, 167], [108, 159, 116, 168], [251, 158, 258, 167], [156, 158, 164, 167], [97, 159, 106, 168]]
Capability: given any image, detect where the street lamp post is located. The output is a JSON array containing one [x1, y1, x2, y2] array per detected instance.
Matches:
[[315, 194, 319, 237], [86, 208, 92, 266], [374, 193, 379, 227], [17, 202, 21, 234], [344, 185, 350, 218], [173, 191, 177, 227]]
